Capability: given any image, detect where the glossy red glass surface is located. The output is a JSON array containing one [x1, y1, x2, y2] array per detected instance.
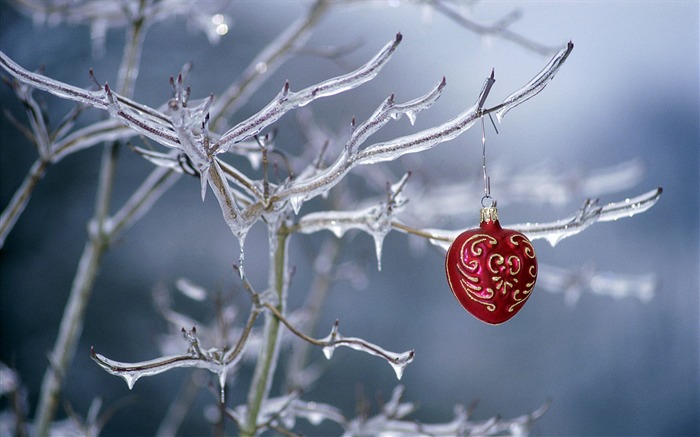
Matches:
[[446, 216, 537, 325]]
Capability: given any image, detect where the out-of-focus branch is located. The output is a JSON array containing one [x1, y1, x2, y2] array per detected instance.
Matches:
[[538, 263, 656, 305], [32, 3, 154, 433], [0, 158, 48, 248], [210, 0, 333, 130], [428, 0, 562, 55], [343, 385, 550, 436]]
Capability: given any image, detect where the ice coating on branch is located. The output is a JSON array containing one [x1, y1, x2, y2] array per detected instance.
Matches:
[[51, 120, 134, 163], [516, 187, 662, 246], [91, 322, 252, 403], [319, 320, 414, 380], [496, 41, 574, 122], [212, 34, 404, 155], [399, 188, 662, 251], [277, 78, 445, 209], [297, 173, 410, 270], [91, 348, 208, 390]]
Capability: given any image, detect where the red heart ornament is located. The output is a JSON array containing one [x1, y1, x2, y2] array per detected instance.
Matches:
[[445, 207, 538, 325]]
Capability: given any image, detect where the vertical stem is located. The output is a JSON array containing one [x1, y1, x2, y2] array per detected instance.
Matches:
[[32, 5, 147, 433], [33, 143, 118, 436], [285, 237, 340, 390], [241, 224, 290, 437]]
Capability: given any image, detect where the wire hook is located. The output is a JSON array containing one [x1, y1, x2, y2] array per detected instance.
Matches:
[[480, 113, 498, 208]]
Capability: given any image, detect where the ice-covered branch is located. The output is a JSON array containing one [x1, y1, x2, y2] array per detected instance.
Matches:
[[102, 165, 181, 239], [91, 341, 216, 391], [494, 41, 573, 121], [395, 187, 663, 250], [295, 172, 411, 270], [262, 300, 414, 380], [50, 120, 134, 163], [228, 384, 549, 436], [211, 33, 404, 155], [0, 158, 48, 249], [92, 304, 260, 402], [0, 52, 181, 147], [319, 320, 415, 380], [514, 187, 662, 246], [404, 159, 647, 224], [274, 42, 573, 210]]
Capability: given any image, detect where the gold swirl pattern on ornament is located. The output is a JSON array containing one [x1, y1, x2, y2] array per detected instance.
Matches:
[[455, 233, 498, 312], [453, 232, 537, 314], [488, 254, 521, 295], [507, 234, 537, 313], [510, 234, 536, 259]]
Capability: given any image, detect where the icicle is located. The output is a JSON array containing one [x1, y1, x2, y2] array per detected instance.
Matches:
[[321, 320, 340, 360], [372, 231, 387, 271], [388, 351, 414, 380], [290, 195, 305, 215], [218, 369, 227, 403], [405, 109, 418, 126], [237, 232, 247, 278]]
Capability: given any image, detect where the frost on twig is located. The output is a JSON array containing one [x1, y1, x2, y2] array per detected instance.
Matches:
[[212, 33, 404, 155]]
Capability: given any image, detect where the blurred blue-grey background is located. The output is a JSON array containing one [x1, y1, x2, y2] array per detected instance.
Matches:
[[1, 1, 698, 435]]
